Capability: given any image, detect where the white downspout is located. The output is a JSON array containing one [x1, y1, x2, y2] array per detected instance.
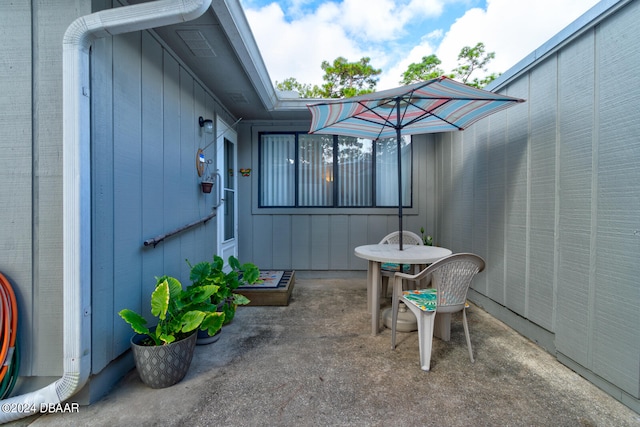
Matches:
[[0, 0, 212, 423]]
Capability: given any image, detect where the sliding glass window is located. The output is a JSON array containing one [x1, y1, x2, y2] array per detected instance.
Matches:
[[259, 132, 411, 208]]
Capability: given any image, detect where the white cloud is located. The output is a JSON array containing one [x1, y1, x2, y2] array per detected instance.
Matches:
[[336, 0, 444, 42], [434, 0, 601, 76], [244, 0, 602, 91], [245, 3, 363, 85], [338, 0, 400, 41], [244, 0, 451, 88]]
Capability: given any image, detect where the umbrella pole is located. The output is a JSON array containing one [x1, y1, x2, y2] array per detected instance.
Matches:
[[396, 100, 403, 251]]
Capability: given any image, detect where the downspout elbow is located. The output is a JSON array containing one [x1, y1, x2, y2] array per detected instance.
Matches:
[[65, 0, 211, 43]]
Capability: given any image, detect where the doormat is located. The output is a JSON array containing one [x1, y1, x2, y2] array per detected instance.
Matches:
[[236, 270, 295, 306], [241, 270, 284, 288]]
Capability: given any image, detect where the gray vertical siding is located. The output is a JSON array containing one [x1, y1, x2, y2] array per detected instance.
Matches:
[[90, 26, 224, 374], [4, 0, 637, 413], [434, 0, 640, 404], [593, 3, 640, 397], [237, 130, 438, 271], [92, 32, 117, 369], [556, 29, 596, 371], [470, 124, 490, 296], [503, 78, 529, 319], [32, 2, 74, 376], [0, 2, 94, 380], [0, 1, 36, 376], [140, 30, 166, 330], [112, 30, 145, 356], [528, 60, 557, 331]]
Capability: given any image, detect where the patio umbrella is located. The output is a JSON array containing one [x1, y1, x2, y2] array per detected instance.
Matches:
[[307, 76, 525, 249]]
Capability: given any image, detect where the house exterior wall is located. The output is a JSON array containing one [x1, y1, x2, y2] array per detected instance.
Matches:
[[89, 15, 231, 375], [3, 0, 638, 414], [434, 0, 640, 409], [1, 1, 236, 397], [0, 0, 35, 379], [236, 125, 439, 271], [0, 2, 93, 383]]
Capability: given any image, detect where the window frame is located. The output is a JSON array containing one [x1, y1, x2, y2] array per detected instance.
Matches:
[[257, 131, 414, 210]]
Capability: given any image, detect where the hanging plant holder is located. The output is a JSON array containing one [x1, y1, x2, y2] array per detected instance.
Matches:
[[201, 181, 213, 193], [200, 157, 215, 194]]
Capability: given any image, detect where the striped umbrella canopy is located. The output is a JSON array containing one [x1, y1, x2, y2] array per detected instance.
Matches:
[[307, 76, 525, 249]]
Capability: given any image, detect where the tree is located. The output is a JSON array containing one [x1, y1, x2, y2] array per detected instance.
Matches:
[[319, 57, 381, 98], [275, 42, 500, 98], [399, 42, 500, 88], [399, 54, 445, 85], [451, 42, 499, 88], [275, 77, 322, 98]]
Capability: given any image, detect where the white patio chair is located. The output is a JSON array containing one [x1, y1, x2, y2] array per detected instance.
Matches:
[[379, 231, 423, 298], [391, 253, 485, 371]]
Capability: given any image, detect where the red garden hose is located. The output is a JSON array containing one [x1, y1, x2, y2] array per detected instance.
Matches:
[[0, 272, 19, 398]]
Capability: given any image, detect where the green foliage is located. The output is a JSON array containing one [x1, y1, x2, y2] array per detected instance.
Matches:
[[400, 42, 499, 88], [275, 77, 322, 98], [119, 276, 224, 346], [318, 57, 381, 98], [118, 310, 150, 336], [466, 73, 500, 89], [419, 227, 433, 246], [400, 54, 445, 85], [119, 256, 261, 345], [450, 42, 499, 88], [187, 255, 262, 325], [150, 279, 170, 320], [275, 41, 500, 97]]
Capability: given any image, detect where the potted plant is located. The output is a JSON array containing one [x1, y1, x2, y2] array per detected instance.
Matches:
[[200, 174, 214, 193], [118, 275, 224, 388], [187, 255, 261, 330], [420, 227, 433, 246]]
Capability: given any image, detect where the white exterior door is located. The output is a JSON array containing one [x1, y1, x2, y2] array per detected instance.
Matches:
[[216, 118, 237, 264]]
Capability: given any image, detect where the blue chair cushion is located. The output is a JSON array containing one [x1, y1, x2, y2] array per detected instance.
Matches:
[[381, 263, 412, 272]]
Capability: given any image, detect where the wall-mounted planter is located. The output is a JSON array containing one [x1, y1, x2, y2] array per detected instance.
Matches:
[[201, 181, 213, 193]]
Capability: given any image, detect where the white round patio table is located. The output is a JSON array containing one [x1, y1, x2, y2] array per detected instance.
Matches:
[[354, 244, 452, 335]]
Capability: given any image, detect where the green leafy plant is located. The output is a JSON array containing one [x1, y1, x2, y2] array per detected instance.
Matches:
[[187, 255, 261, 324], [420, 227, 433, 246], [118, 276, 224, 346]]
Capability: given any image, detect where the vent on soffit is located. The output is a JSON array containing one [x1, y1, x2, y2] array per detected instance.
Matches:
[[225, 91, 249, 104], [176, 30, 216, 57]]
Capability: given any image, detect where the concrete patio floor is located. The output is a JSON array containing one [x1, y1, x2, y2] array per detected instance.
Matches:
[[11, 272, 640, 426]]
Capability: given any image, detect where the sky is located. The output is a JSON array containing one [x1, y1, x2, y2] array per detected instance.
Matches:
[[240, 0, 601, 91]]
